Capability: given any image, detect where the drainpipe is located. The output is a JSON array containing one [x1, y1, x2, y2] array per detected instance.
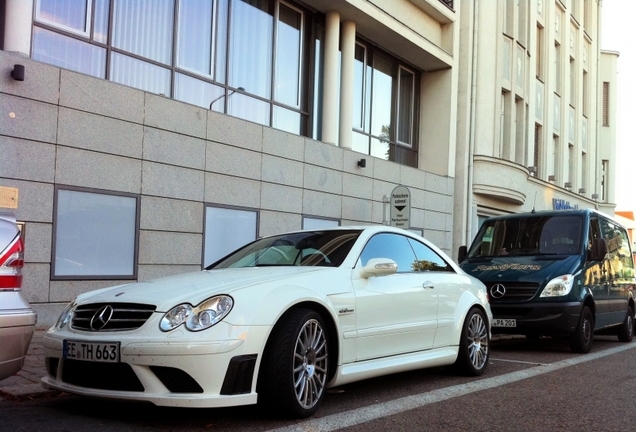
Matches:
[[466, 0, 479, 246]]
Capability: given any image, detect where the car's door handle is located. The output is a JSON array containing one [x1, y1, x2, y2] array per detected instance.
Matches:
[[423, 281, 435, 289]]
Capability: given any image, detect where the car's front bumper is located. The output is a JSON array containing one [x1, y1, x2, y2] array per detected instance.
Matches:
[[490, 301, 582, 337], [41, 320, 271, 408]]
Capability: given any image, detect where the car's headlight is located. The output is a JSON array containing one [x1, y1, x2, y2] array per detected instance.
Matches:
[[160, 295, 233, 332], [56, 301, 76, 329], [540, 274, 574, 297]]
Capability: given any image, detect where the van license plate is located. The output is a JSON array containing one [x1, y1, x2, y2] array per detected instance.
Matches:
[[63, 340, 120, 363], [492, 318, 516, 327]]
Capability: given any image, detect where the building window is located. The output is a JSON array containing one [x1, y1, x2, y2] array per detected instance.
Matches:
[[601, 159, 609, 201], [554, 42, 562, 95], [351, 43, 420, 167], [569, 57, 576, 107], [582, 70, 589, 117], [52, 187, 139, 279], [602, 82, 610, 126], [533, 123, 541, 172], [204, 206, 258, 267], [302, 216, 340, 229], [536, 25, 544, 80], [33, 0, 316, 136]]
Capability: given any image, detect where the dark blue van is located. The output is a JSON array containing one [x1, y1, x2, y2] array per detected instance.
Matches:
[[458, 209, 635, 353]]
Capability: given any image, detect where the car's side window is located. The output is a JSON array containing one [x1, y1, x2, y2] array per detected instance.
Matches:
[[359, 233, 418, 273], [407, 238, 454, 272]]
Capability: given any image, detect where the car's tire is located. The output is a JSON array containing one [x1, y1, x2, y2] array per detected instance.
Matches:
[[452, 307, 489, 376], [617, 305, 634, 342], [257, 309, 329, 418], [569, 305, 594, 353]]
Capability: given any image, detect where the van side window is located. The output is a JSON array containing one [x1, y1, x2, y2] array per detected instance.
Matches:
[[600, 218, 635, 277], [588, 218, 601, 250]]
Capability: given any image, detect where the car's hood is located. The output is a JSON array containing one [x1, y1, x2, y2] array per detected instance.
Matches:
[[459, 255, 582, 286], [75, 267, 346, 311]]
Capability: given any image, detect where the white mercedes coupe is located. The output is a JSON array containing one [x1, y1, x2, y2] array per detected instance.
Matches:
[[42, 226, 491, 418]]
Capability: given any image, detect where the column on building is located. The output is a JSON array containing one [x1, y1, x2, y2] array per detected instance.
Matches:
[[321, 11, 341, 145], [4, 0, 34, 56], [339, 20, 356, 150]]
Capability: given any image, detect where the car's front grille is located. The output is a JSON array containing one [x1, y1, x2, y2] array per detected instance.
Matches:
[[61, 358, 144, 391], [71, 303, 156, 331], [487, 282, 540, 303]]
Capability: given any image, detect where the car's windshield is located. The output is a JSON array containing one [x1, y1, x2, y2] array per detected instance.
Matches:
[[208, 230, 362, 269], [467, 215, 583, 258]]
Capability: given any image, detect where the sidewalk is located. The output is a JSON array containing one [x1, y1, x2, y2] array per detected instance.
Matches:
[[0, 328, 55, 400]]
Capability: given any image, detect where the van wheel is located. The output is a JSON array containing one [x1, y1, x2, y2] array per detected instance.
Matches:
[[569, 306, 593, 353], [617, 306, 634, 342]]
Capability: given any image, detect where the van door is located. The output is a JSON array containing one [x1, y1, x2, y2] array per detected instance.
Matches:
[[600, 217, 634, 321], [588, 217, 611, 328]]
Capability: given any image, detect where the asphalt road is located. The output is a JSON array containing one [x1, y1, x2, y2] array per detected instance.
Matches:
[[1, 335, 634, 432]]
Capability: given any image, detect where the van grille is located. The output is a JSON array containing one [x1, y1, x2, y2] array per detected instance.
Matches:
[[71, 303, 156, 331], [487, 282, 540, 302]]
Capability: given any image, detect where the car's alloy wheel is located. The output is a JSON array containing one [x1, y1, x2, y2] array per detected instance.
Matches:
[[258, 309, 329, 418], [293, 318, 328, 409], [452, 307, 489, 376]]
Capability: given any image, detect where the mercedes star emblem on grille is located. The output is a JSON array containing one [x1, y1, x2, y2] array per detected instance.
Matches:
[[490, 284, 506, 299], [90, 305, 114, 331]]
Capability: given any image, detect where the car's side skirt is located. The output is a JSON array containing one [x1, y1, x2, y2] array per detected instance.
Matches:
[[328, 346, 458, 387]]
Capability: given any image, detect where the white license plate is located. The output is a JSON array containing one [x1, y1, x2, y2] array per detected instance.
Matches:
[[63, 340, 120, 363], [492, 318, 516, 327]]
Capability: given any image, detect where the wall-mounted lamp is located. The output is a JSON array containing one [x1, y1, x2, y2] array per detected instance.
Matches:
[[209, 87, 245, 110], [548, 175, 555, 182], [357, 158, 367, 168], [591, 193, 599, 200], [11, 64, 25, 81], [527, 166, 537, 174], [564, 182, 572, 189]]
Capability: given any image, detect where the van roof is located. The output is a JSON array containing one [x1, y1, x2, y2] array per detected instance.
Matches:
[[485, 208, 620, 224]]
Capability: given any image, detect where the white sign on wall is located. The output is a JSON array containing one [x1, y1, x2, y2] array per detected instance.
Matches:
[[389, 185, 411, 228]]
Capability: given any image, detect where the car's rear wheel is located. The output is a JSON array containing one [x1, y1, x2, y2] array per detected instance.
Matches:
[[617, 305, 634, 342], [258, 309, 328, 418], [569, 305, 593, 353], [452, 307, 489, 376]]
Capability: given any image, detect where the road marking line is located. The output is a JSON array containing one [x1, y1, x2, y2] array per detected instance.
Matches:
[[266, 343, 636, 432], [490, 357, 547, 366]]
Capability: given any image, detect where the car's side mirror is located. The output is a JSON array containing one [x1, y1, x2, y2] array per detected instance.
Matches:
[[359, 258, 398, 279], [588, 238, 608, 261], [457, 246, 467, 263]]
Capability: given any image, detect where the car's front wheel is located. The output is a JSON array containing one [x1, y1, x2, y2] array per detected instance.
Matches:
[[258, 309, 329, 418], [452, 307, 489, 376]]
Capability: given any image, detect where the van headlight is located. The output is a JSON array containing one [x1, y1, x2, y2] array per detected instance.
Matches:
[[540, 275, 574, 297], [160, 295, 233, 332]]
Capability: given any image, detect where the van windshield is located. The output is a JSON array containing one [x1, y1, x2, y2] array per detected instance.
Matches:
[[467, 215, 583, 258]]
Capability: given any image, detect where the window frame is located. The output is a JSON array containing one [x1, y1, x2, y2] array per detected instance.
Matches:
[[351, 40, 420, 167], [202, 204, 259, 268], [35, 0, 93, 38], [51, 185, 140, 281]]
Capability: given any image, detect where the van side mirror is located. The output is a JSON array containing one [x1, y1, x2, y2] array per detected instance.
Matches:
[[458, 246, 467, 263], [589, 238, 608, 261]]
